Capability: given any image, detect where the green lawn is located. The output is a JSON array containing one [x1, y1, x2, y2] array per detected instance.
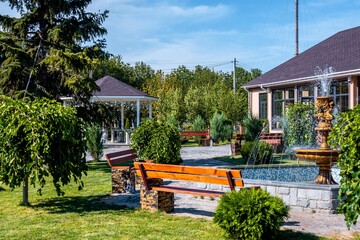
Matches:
[[0, 162, 332, 240]]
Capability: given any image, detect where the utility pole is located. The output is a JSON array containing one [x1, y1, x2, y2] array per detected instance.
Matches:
[[295, 0, 299, 56], [232, 57, 237, 94]]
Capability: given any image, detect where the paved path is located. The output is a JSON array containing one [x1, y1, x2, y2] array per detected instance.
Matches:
[[98, 144, 359, 239]]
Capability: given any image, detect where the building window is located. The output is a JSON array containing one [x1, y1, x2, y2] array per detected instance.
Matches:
[[259, 93, 267, 119], [272, 88, 294, 129], [318, 80, 349, 113], [298, 85, 314, 103]]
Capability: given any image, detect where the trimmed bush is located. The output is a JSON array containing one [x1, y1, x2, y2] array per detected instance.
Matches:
[[130, 118, 182, 164], [214, 188, 289, 240], [241, 141, 273, 164]]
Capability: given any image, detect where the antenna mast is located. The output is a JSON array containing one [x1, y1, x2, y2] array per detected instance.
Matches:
[[295, 0, 299, 55]]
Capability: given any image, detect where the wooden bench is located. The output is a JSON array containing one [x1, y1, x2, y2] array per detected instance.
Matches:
[[134, 162, 258, 212], [105, 149, 137, 193], [259, 133, 283, 153], [180, 129, 211, 146]]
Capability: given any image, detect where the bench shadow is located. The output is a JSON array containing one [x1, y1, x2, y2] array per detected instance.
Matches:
[[282, 221, 301, 226], [172, 207, 214, 218], [32, 195, 136, 214]]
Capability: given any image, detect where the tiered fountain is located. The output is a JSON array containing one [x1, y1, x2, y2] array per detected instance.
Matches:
[[294, 67, 340, 184]]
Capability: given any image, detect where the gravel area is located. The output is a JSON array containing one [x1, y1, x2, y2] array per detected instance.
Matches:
[[98, 144, 360, 239]]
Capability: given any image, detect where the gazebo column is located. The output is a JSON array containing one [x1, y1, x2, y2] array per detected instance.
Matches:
[[136, 99, 140, 126], [121, 102, 124, 129], [149, 101, 153, 119], [111, 122, 115, 142]]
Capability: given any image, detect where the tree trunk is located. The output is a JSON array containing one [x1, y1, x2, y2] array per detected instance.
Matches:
[[22, 177, 29, 206]]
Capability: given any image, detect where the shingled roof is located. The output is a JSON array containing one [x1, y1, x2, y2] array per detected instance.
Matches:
[[244, 26, 360, 88], [94, 75, 151, 97]]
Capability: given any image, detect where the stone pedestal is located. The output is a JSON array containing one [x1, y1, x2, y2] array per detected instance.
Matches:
[[111, 167, 135, 193], [140, 178, 174, 212]]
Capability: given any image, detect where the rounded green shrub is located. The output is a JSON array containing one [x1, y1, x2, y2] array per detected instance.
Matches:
[[241, 141, 273, 164], [214, 188, 289, 240], [130, 118, 182, 164]]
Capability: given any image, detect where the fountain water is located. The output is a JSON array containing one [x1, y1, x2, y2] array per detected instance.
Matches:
[[294, 66, 340, 184]]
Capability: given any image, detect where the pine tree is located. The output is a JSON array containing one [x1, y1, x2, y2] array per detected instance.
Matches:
[[0, 0, 108, 100]]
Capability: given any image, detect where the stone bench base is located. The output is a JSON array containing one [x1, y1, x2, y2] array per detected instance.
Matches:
[[111, 167, 135, 193], [140, 178, 174, 212]]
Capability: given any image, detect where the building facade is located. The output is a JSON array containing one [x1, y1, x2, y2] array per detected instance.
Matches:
[[243, 26, 360, 133]]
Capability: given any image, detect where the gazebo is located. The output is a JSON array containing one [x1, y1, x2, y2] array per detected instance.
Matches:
[[61, 75, 158, 143]]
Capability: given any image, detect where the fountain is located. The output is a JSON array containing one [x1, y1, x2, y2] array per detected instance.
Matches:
[[294, 67, 340, 184]]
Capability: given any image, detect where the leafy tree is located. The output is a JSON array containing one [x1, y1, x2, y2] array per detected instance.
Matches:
[[0, 0, 108, 101], [329, 105, 360, 228], [0, 96, 87, 206], [92, 55, 133, 84]]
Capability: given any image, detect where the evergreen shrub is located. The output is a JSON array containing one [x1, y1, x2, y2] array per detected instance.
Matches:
[[242, 115, 263, 142], [214, 188, 289, 240], [210, 112, 232, 143], [85, 123, 103, 162]]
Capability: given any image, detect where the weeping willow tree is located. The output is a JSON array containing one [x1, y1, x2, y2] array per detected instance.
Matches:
[[0, 0, 108, 101]]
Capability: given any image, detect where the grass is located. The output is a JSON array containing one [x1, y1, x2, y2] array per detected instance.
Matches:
[[0, 162, 344, 240]]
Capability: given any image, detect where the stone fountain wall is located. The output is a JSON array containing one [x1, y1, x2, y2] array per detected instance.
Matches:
[[164, 179, 340, 214]]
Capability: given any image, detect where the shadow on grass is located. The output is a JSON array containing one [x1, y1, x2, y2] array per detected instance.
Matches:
[[278, 230, 322, 240], [32, 194, 136, 214], [87, 162, 111, 174]]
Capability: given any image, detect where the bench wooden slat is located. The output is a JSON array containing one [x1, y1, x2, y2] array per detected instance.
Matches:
[[152, 186, 224, 197], [134, 170, 244, 187], [105, 149, 136, 159], [134, 162, 241, 178], [106, 149, 137, 167]]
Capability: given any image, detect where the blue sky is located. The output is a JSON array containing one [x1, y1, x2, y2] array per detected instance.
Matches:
[[2, 0, 360, 73]]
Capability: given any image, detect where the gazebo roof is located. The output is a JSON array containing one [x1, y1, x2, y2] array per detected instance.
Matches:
[[61, 75, 157, 102]]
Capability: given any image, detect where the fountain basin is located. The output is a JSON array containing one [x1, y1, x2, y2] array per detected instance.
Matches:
[[295, 149, 340, 184]]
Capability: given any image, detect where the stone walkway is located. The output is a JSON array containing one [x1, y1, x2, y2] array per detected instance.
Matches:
[[98, 144, 360, 239]]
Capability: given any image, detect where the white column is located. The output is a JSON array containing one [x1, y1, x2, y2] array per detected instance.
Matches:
[[149, 101, 153, 119], [136, 99, 140, 126], [121, 102, 124, 129]]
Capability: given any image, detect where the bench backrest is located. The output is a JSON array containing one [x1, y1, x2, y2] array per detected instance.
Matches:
[[259, 133, 282, 140], [134, 162, 244, 191], [106, 149, 137, 167]]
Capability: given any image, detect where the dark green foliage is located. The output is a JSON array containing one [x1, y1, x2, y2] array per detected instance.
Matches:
[[0, 96, 87, 205], [283, 102, 317, 148], [214, 188, 289, 240], [130, 119, 182, 164], [241, 141, 273, 164], [85, 123, 103, 162], [329, 105, 360, 228], [210, 112, 232, 143], [0, 0, 108, 101], [242, 115, 263, 141]]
